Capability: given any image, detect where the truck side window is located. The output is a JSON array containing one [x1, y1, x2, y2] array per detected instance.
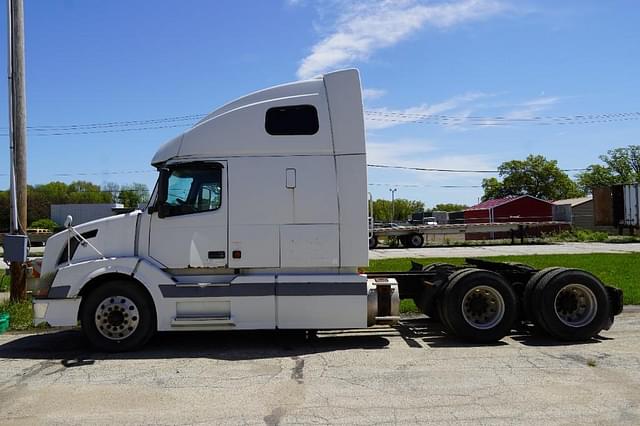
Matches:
[[163, 166, 222, 216], [265, 104, 319, 135]]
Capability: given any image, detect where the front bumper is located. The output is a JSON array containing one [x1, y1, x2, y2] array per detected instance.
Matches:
[[33, 298, 81, 327]]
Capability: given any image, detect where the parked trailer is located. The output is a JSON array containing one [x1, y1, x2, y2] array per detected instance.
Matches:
[[29, 70, 623, 351], [622, 183, 639, 230], [368, 221, 570, 249]]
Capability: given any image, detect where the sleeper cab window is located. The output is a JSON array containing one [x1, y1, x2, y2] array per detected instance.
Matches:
[[265, 104, 319, 135], [164, 166, 222, 216]]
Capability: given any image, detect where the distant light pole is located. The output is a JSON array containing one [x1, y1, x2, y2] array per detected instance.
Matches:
[[389, 188, 397, 222]]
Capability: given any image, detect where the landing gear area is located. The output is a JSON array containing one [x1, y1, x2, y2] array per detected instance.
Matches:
[[370, 258, 623, 343]]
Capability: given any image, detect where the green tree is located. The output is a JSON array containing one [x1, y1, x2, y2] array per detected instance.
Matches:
[[577, 145, 640, 193], [101, 181, 121, 203], [481, 155, 584, 201], [372, 198, 424, 222], [433, 203, 469, 212], [30, 218, 59, 231], [67, 181, 111, 204], [117, 183, 150, 208]]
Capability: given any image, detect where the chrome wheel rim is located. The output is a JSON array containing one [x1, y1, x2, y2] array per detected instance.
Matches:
[[462, 285, 505, 330], [95, 296, 140, 340], [554, 284, 597, 328]]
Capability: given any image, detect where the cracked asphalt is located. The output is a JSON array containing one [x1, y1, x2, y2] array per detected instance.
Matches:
[[0, 310, 639, 425]]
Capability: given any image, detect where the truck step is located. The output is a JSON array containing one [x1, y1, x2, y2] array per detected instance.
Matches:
[[171, 316, 235, 327]]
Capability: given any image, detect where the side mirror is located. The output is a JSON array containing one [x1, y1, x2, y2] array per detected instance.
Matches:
[[157, 202, 170, 219], [64, 215, 73, 228]]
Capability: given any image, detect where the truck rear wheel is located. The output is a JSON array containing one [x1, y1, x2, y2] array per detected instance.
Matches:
[[523, 267, 565, 321], [80, 280, 156, 352], [533, 269, 610, 341], [441, 269, 517, 342]]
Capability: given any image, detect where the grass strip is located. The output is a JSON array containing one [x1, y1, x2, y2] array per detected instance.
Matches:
[[0, 299, 37, 331], [368, 253, 640, 312]]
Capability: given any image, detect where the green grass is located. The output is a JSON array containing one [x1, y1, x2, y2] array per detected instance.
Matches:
[[0, 299, 37, 331], [368, 253, 640, 307], [0, 274, 9, 292]]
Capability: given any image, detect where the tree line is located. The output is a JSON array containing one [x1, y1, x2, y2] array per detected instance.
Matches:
[[482, 145, 639, 202], [373, 145, 638, 221], [0, 181, 149, 231]]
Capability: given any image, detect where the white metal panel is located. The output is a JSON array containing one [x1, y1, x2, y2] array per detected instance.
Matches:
[[151, 135, 183, 166], [323, 69, 366, 155], [227, 156, 338, 226], [52, 257, 140, 297], [336, 154, 368, 267], [174, 94, 332, 159], [197, 77, 325, 126], [623, 184, 639, 226], [34, 299, 81, 327], [154, 274, 276, 331], [276, 274, 367, 329], [72, 213, 139, 262], [228, 225, 279, 268], [280, 225, 339, 268], [276, 295, 367, 329]]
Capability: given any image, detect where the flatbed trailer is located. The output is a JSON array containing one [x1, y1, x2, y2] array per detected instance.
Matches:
[[368, 258, 623, 342], [369, 221, 570, 249]]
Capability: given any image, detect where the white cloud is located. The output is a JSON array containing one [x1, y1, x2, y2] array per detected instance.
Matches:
[[365, 91, 492, 130], [362, 87, 387, 100], [367, 138, 437, 164], [504, 96, 561, 119], [366, 138, 495, 177], [297, 0, 508, 78]]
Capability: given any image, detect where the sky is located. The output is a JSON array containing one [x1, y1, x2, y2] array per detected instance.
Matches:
[[1, 0, 639, 207]]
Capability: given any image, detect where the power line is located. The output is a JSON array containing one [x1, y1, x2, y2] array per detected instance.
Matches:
[[367, 163, 587, 173], [1, 110, 638, 137], [0, 163, 588, 179], [368, 183, 481, 188]]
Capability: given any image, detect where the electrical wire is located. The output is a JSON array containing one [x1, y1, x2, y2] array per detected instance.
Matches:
[[1, 110, 638, 137]]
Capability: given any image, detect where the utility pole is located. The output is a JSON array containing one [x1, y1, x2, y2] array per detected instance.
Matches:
[[389, 188, 397, 223], [7, 0, 28, 302]]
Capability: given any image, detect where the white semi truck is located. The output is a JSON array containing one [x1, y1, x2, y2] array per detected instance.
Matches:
[[31, 70, 622, 351]]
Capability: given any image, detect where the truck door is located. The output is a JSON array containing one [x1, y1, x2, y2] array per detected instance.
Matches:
[[149, 162, 228, 269]]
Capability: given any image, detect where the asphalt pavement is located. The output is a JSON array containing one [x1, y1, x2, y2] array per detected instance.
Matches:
[[0, 310, 639, 425]]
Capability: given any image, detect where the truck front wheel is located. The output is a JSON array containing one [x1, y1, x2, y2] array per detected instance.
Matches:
[[80, 280, 156, 352]]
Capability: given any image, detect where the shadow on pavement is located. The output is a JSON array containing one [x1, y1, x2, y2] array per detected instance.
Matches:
[[0, 328, 390, 364], [393, 317, 606, 348], [0, 317, 608, 365], [394, 317, 509, 348]]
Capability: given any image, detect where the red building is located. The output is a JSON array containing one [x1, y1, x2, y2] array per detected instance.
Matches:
[[464, 195, 553, 224], [464, 195, 560, 240]]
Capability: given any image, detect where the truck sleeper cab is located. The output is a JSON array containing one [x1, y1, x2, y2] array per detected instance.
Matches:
[[31, 69, 622, 351]]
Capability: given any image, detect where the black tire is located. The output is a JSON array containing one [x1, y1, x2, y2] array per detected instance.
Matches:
[[523, 267, 565, 321], [534, 269, 610, 341], [80, 280, 156, 352], [406, 233, 424, 248], [436, 268, 476, 333], [368, 236, 378, 249], [441, 269, 518, 343]]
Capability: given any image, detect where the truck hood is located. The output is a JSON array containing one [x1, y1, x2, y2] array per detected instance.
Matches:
[[41, 211, 141, 278]]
